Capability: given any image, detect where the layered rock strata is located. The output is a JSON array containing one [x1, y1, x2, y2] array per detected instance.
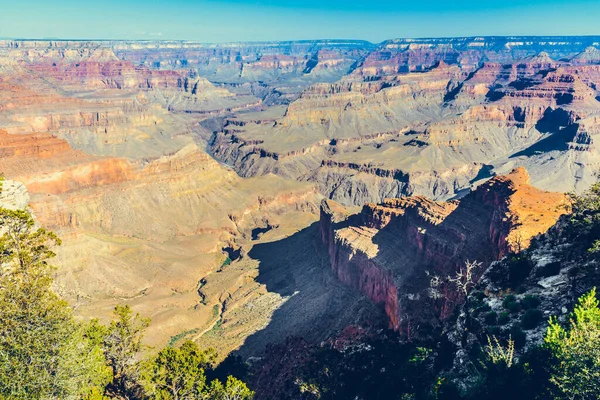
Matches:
[[211, 56, 600, 205], [0, 129, 331, 354]]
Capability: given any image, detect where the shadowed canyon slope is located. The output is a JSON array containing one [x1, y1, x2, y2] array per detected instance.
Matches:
[[0, 37, 597, 360]]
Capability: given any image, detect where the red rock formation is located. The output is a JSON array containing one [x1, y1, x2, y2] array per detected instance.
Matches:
[[319, 168, 569, 333], [0, 130, 134, 195], [25, 51, 186, 91]]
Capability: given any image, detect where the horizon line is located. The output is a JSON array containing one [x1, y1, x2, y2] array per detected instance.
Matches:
[[2, 34, 600, 46]]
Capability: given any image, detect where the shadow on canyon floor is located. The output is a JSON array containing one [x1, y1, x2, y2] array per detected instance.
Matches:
[[235, 222, 385, 358], [512, 108, 579, 158], [235, 190, 505, 357]]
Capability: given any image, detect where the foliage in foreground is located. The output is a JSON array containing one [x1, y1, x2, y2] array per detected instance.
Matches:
[[455, 288, 600, 400], [567, 182, 600, 255], [143, 340, 253, 400], [0, 208, 110, 399], [545, 287, 600, 399]]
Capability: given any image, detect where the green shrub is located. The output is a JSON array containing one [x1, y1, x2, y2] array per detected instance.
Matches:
[[485, 311, 498, 325], [503, 295, 517, 308], [503, 295, 521, 313], [507, 254, 534, 287], [168, 328, 200, 347], [521, 309, 543, 330], [521, 295, 541, 310], [145, 341, 253, 400], [498, 312, 510, 325], [545, 287, 600, 399]]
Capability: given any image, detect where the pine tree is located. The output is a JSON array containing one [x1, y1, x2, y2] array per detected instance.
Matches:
[[104, 305, 151, 399], [144, 340, 253, 400], [0, 208, 109, 399], [206, 376, 254, 400], [146, 341, 212, 399]]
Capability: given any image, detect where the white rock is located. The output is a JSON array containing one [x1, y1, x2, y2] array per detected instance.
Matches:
[[538, 274, 567, 289]]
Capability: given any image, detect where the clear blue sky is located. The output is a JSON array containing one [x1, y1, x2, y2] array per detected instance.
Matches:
[[1, 0, 599, 43]]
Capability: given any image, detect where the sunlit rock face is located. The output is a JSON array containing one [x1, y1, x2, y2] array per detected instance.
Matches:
[[320, 168, 569, 334]]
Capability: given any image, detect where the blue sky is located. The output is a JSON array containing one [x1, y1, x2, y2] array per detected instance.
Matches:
[[0, 0, 599, 42]]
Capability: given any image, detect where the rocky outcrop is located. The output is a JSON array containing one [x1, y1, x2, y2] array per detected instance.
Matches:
[[319, 168, 569, 333], [444, 203, 600, 393]]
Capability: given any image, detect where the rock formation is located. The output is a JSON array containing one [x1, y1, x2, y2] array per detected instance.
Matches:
[[319, 168, 568, 333]]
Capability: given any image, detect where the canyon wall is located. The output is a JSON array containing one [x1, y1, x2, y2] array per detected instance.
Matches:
[[319, 168, 569, 333]]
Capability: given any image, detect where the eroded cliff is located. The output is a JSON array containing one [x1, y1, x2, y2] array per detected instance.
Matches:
[[319, 168, 569, 333]]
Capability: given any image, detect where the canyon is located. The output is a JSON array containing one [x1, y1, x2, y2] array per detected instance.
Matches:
[[210, 51, 600, 205], [0, 37, 598, 361]]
